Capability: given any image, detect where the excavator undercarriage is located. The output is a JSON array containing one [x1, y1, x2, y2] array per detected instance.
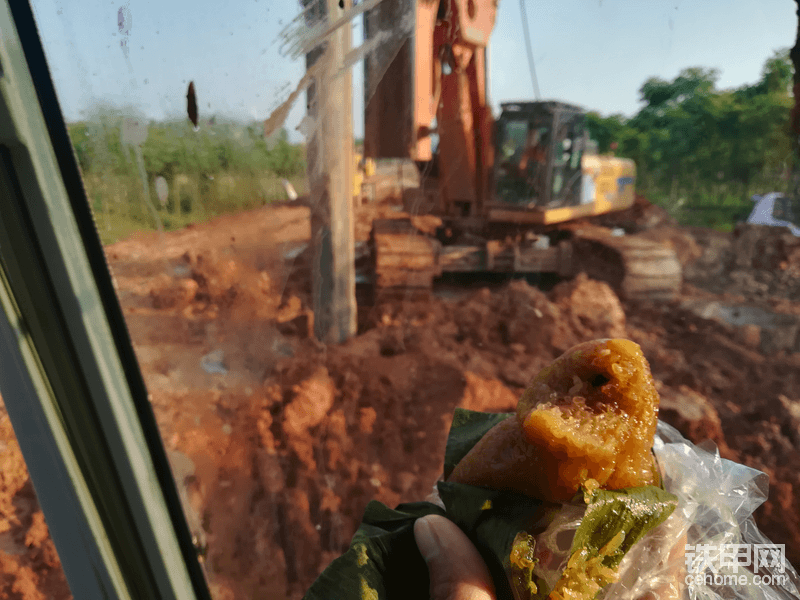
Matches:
[[363, 0, 682, 303], [369, 217, 682, 302]]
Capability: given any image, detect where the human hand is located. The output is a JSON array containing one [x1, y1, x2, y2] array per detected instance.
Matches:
[[414, 515, 496, 600]]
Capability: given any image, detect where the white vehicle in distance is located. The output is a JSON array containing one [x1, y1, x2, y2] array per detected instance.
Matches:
[[747, 192, 800, 236]]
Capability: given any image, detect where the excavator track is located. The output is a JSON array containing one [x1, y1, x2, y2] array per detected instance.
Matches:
[[369, 219, 682, 302], [370, 218, 440, 301], [570, 228, 682, 301]]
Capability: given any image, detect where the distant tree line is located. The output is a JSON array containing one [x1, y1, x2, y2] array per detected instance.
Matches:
[[587, 49, 794, 228], [66, 106, 308, 242]]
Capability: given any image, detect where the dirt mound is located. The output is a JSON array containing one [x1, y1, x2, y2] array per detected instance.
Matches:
[[587, 194, 678, 231], [732, 223, 800, 272], [657, 384, 731, 456], [147, 249, 314, 336], [181, 250, 280, 320], [685, 223, 800, 301], [220, 333, 516, 597], [172, 275, 629, 596], [234, 276, 800, 594], [452, 275, 626, 359], [549, 274, 627, 347], [459, 372, 519, 412]]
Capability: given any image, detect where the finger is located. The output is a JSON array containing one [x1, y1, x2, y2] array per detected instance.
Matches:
[[414, 515, 495, 600]]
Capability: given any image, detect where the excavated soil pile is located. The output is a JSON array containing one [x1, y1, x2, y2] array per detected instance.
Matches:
[[686, 223, 800, 302], [679, 223, 800, 354], [179, 273, 632, 598], [590, 193, 679, 231], [0, 203, 799, 600]]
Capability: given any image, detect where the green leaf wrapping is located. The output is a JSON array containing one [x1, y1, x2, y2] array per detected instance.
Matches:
[[437, 480, 559, 599], [573, 487, 679, 570], [303, 500, 446, 600], [443, 410, 512, 480], [303, 409, 678, 600]]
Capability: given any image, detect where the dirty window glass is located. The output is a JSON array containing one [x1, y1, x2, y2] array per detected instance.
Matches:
[[16, 0, 800, 598]]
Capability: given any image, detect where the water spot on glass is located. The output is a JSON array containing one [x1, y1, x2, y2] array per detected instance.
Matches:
[[57, 8, 63, 15], [121, 117, 148, 146], [118, 5, 132, 36], [118, 5, 132, 58], [144, 78, 149, 84], [155, 176, 169, 207]]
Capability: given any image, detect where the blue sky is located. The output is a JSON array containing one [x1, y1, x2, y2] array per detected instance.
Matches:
[[31, 0, 797, 142]]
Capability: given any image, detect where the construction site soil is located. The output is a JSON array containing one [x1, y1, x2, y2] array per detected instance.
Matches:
[[1, 196, 800, 599]]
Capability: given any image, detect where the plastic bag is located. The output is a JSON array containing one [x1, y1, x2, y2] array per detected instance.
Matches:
[[428, 419, 800, 600], [600, 421, 800, 600]]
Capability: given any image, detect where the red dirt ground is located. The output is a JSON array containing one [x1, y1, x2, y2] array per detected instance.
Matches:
[[1, 198, 799, 599]]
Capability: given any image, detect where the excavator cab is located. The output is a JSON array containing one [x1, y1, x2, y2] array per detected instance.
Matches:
[[493, 101, 587, 210]]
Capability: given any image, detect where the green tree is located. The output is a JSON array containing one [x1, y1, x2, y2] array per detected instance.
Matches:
[[586, 112, 627, 153], [266, 138, 305, 177], [594, 51, 794, 228]]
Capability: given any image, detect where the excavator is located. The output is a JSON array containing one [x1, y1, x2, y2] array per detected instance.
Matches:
[[363, 0, 682, 301]]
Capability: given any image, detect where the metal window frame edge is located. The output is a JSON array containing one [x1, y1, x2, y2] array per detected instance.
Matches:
[[0, 1, 211, 599]]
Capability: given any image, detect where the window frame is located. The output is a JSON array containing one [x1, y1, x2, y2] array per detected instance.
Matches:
[[0, 1, 212, 598]]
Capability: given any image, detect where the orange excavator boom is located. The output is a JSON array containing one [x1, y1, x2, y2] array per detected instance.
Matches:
[[364, 0, 498, 214]]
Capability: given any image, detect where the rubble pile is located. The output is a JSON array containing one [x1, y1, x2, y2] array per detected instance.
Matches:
[[686, 223, 800, 301]]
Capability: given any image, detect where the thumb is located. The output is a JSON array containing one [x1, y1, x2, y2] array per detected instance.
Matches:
[[414, 515, 496, 600]]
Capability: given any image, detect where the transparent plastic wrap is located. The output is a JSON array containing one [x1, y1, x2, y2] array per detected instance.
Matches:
[[428, 419, 800, 600], [603, 421, 800, 600]]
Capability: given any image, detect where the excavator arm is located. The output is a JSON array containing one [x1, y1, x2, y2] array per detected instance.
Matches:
[[364, 0, 683, 303], [364, 0, 498, 215]]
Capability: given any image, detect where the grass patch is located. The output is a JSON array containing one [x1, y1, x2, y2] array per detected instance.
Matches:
[[639, 177, 787, 231], [84, 171, 308, 245]]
